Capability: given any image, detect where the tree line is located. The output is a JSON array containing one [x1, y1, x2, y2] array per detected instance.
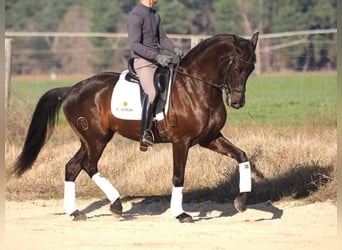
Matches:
[[5, 0, 337, 74]]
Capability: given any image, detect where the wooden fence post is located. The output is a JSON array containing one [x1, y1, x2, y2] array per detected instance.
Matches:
[[5, 38, 12, 109], [254, 42, 261, 75]]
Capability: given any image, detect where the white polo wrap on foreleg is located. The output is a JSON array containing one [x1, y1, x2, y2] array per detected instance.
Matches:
[[64, 181, 77, 215], [92, 173, 120, 202], [170, 186, 184, 217], [239, 161, 252, 192]]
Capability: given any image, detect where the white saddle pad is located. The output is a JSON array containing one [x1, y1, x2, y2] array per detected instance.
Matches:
[[111, 70, 172, 121], [111, 70, 142, 120]]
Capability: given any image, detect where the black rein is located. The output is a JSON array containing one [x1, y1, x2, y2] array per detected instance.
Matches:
[[172, 56, 235, 95]]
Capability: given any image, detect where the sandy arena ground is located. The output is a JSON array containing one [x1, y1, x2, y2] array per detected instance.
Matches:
[[5, 198, 337, 250]]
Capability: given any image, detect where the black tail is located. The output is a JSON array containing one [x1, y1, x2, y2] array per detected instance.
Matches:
[[13, 87, 71, 176]]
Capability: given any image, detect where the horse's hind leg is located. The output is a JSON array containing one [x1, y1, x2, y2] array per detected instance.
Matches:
[[81, 136, 123, 218], [64, 137, 122, 220], [64, 143, 87, 220], [200, 133, 251, 212]]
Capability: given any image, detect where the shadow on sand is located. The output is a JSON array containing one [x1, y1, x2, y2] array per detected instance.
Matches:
[[77, 195, 283, 222], [75, 158, 332, 222]]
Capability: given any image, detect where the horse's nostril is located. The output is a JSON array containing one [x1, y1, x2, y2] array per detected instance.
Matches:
[[231, 102, 242, 109]]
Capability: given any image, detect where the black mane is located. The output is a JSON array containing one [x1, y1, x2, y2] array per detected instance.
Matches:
[[184, 34, 236, 60]]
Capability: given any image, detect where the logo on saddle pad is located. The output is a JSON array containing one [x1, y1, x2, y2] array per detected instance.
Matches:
[[111, 70, 172, 121]]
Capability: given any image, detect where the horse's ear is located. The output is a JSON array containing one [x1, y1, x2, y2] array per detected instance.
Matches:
[[250, 32, 259, 50]]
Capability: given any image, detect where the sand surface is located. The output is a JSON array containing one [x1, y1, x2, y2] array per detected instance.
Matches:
[[5, 198, 337, 250]]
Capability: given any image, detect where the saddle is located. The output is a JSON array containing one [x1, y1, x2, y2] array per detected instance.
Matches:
[[126, 57, 171, 116], [111, 58, 174, 141]]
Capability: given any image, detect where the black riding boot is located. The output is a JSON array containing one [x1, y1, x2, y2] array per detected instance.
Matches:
[[140, 96, 155, 151]]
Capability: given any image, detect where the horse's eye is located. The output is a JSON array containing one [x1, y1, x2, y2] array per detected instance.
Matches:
[[235, 66, 242, 73]]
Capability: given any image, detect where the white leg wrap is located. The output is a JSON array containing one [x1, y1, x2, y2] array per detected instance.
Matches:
[[64, 181, 77, 215], [239, 161, 252, 192], [170, 186, 184, 217], [92, 173, 120, 202]]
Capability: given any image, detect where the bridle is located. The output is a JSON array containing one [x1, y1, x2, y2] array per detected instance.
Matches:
[[172, 55, 243, 97], [168, 53, 253, 127]]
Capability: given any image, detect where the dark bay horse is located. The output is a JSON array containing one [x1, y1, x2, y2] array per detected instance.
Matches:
[[13, 32, 259, 223]]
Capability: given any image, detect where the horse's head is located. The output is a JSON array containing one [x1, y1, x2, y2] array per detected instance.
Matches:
[[178, 32, 259, 109], [224, 32, 259, 109]]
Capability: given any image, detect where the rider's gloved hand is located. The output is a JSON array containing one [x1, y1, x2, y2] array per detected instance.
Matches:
[[155, 54, 173, 67], [174, 47, 184, 58]]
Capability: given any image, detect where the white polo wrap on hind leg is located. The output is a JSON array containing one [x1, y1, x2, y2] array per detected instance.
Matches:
[[92, 173, 120, 202], [64, 181, 77, 215], [170, 186, 184, 217], [239, 161, 252, 192]]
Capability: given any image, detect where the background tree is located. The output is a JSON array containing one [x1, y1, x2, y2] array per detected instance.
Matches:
[[182, 0, 215, 34], [272, 0, 337, 71], [88, 0, 126, 72], [5, 0, 79, 74], [5, 0, 337, 74], [156, 1, 190, 34], [213, 0, 240, 34]]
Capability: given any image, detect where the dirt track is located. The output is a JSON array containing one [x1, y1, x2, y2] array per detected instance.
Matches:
[[5, 198, 337, 250]]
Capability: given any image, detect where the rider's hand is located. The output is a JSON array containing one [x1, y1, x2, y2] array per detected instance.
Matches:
[[155, 54, 173, 67], [174, 47, 184, 58]]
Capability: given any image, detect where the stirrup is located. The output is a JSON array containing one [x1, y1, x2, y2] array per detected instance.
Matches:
[[140, 130, 154, 151]]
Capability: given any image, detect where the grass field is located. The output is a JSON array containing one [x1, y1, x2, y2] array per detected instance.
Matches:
[[5, 73, 337, 203], [229, 74, 336, 125], [9, 73, 337, 125]]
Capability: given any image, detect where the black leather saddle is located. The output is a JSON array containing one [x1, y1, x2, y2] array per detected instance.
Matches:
[[126, 58, 171, 113]]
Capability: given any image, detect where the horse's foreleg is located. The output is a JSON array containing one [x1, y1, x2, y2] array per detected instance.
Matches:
[[171, 143, 194, 223], [200, 133, 251, 212]]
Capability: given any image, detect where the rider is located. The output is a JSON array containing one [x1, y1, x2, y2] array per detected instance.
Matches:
[[127, 0, 183, 151]]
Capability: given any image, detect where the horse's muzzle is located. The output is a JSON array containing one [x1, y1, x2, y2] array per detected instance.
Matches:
[[227, 94, 245, 109]]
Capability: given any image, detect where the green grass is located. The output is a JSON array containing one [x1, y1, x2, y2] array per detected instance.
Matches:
[[6, 74, 337, 202], [10, 79, 76, 125], [10, 80, 74, 108], [10, 74, 337, 126], [228, 74, 336, 125]]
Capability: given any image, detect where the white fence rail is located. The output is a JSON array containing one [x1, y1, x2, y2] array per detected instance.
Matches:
[[5, 29, 337, 75], [5, 28, 336, 39]]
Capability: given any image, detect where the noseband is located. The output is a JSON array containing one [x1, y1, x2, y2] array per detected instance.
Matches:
[[221, 56, 238, 96]]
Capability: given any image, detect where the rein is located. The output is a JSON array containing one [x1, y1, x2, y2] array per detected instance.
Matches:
[[167, 56, 234, 128], [172, 56, 235, 94]]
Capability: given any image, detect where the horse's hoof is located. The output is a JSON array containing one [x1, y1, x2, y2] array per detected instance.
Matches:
[[110, 198, 123, 217], [176, 213, 194, 223], [234, 193, 248, 212], [139, 144, 148, 152], [70, 210, 87, 221]]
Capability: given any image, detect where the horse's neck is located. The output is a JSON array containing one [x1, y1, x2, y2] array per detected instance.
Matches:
[[184, 44, 233, 82], [179, 58, 222, 89], [175, 64, 223, 105], [176, 41, 236, 101]]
